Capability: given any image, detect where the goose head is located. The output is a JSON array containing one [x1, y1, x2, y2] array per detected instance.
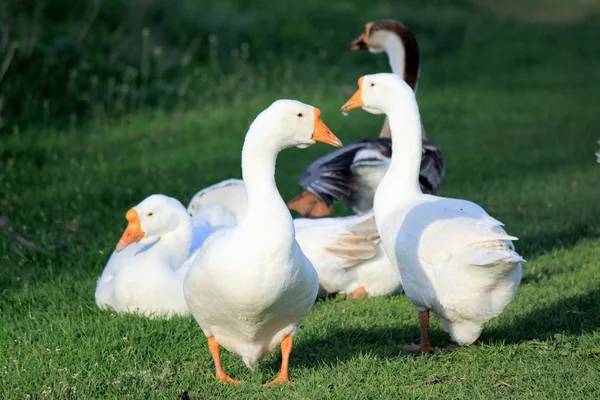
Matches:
[[349, 20, 420, 91], [248, 100, 343, 151], [115, 195, 188, 252], [341, 73, 414, 116], [349, 20, 409, 54], [349, 19, 394, 54]]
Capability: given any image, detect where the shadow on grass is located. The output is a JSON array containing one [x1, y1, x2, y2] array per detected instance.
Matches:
[[520, 224, 600, 261], [487, 289, 600, 344], [263, 325, 421, 372], [519, 224, 600, 284], [260, 290, 600, 373]]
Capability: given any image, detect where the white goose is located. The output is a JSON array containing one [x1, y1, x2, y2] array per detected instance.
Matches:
[[95, 195, 210, 318], [188, 179, 401, 299], [288, 19, 444, 218], [95, 194, 237, 318], [184, 100, 343, 385], [341, 73, 524, 352]]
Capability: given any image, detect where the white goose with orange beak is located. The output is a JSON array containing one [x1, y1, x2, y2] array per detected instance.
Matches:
[[95, 194, 235, 318], [288, 19, 444, 218], [341, 74, 524, 352], [183, 100, 343, 386]]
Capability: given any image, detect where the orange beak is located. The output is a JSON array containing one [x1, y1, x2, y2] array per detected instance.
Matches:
[[312, 108, 343, 147], [341, 77, 365, 113], [115, 209, 145, 252], [349, 33, 368, 51], [349, 23, 372, 51]]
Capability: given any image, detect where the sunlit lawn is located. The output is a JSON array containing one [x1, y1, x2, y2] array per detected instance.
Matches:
[[1, 1, 599, 398]]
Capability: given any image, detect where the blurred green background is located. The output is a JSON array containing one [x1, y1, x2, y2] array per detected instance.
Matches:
[[1, 0, 598, 131], [1, 0, 599, 398]]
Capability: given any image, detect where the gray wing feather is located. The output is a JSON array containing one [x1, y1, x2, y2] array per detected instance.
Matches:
[[297, 138, 445, 206]]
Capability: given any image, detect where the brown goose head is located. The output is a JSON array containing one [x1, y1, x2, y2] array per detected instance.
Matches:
[[349, 19, 420, 92]]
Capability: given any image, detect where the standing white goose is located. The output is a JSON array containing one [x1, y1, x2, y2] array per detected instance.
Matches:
[[341, 73, 524, 352], [288, 19, 444, 218], [184, 100, 343, 385]]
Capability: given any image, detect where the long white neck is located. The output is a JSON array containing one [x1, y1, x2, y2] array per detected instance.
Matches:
[[379, 33, 422, 139], [239, 128, 293, 238], [383, 31, 420, 92], [384, 34, 406, 78], [374, 98, 423, 220], [153, 215, 193, 269]]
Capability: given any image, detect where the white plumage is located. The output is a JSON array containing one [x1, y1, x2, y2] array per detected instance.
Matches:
[[95, 195, 230, 318], [183, 100, 342, 385], [188, 179, 401, 299], [342, 73, 524, 349]]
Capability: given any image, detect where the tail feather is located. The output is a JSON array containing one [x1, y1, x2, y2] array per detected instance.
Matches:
[[322, 213, 380, 268], [469, 250, 526, 266], [469, 234, 519, 244], [324, 235, 379, 268]]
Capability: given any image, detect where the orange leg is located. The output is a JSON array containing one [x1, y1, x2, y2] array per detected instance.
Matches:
[[346, 286, 367, 300], [403, 310, 435, 353], [207, 336, 242, 384], [266, 335, 295, 387]]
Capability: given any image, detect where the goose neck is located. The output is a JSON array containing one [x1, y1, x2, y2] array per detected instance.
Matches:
[[383, 31, 420, 92], [155, 216, 193, 268], [240, 130, 292, 231], [380, 103, 423, 198]]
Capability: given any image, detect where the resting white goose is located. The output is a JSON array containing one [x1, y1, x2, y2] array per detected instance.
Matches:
[[95, 194, 237, 318], [341, 73, 524, 352], [95, 195, 214, 318], [288, 19, 444, 218], [188, 179, 401, 299], [184, 100, 343, 385]]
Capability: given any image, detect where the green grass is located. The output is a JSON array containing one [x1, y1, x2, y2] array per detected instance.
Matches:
[[1, 0, 600, 398]]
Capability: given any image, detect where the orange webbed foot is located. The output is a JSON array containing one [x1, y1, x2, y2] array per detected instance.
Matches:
[[216, 372, 243, 385], [208, 336, 243, 385], [265, 335, 295, 387], [265, 375, 296, 387], [346, 286, 367, 300]]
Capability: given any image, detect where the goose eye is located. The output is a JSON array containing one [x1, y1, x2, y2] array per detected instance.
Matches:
[[370, 83, 375, 87], [297, 112, 304, 118], [147, 212, 153, 217]]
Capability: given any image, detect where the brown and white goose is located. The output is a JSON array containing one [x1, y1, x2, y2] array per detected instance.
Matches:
[[288, 19, 445, 218]]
